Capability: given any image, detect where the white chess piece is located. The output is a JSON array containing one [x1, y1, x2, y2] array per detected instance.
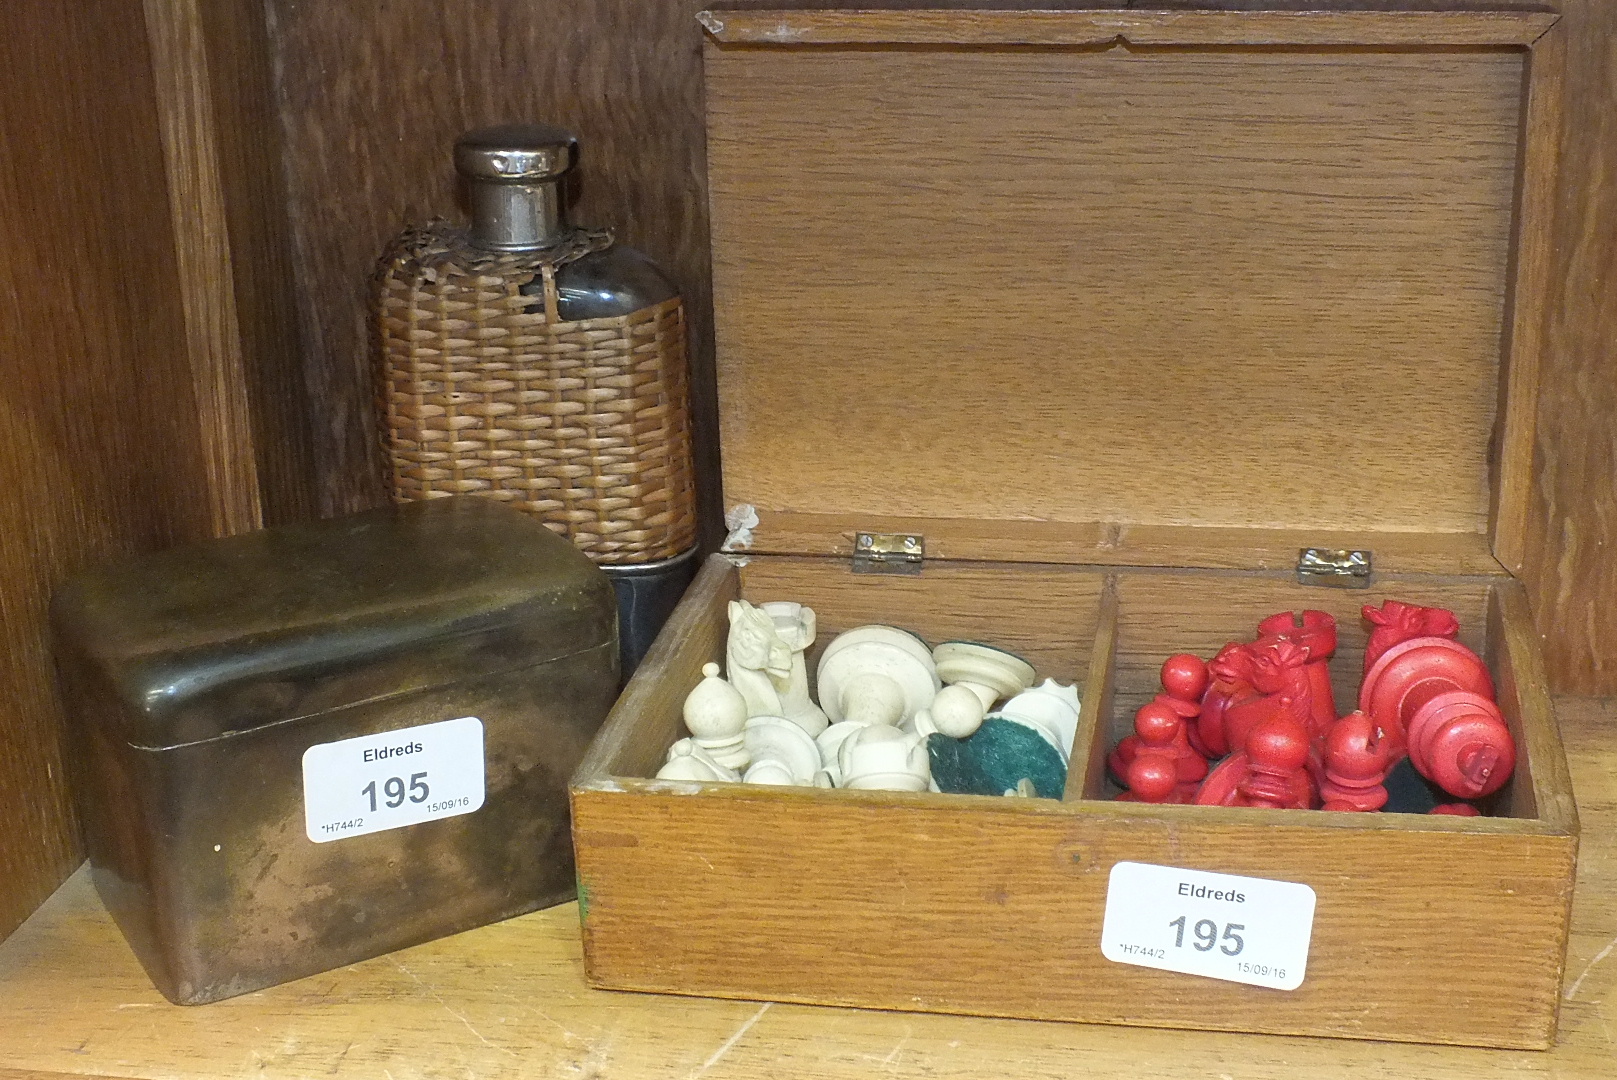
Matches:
[[759, 601, 829, 734], [995, 678, 1082, 763], [682, 662, 750, 769], [816, 626, 940, 728], [815, 720, 868, 787], [928, 642, 1038, 738], [656, 739, 741, 783], [740, 716, 821, 786], [838, 723, 931, 792], [726, 599, 828, 736]]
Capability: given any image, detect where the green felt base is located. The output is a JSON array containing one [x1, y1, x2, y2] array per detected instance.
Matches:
[[928, 716, 1067, 799], [1382, 755, 1449, 814]]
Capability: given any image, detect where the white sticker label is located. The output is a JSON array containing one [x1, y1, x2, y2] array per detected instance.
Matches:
[[1100, 861, 1316, 991], [301, 716, 485, 843]]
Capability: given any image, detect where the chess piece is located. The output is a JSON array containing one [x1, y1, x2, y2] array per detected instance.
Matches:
[[1197, 642, 1260, 758], [1319, 711, 1393, 812], [1195, 716, 1315, 809], [1218, 639, 1315, 761], [656, 738, 741, 783], [994, 678, 1082, 763], [816, 625, 940, 728], [815, 720, 867, 787], [1236, 717, 1315, 809], [1358, 633, 1514, 799], [1362, 600, 1461, 676], [928, 642, 1037, 739], [1119, 700, 1206, 803], [838, 723, 931, 791], [1256, 610, 1339, 740], [1110, 655, 1206, 781], [726, 599, 828, 735], [682, 662, 750, 769], [740, 715, 821, 786]]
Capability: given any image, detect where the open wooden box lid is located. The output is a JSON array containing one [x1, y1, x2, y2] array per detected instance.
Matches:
[[701, 4, 1563, 580]]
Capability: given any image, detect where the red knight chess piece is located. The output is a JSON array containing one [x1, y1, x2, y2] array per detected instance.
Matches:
[[1362, 600, 1460, 676]]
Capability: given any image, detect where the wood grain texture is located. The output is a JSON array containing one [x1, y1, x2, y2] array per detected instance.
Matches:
[[1519, 0, 1617, 692], [729, 511, 1510, 576], [576, 788, 1572, 1047], [188, 0, 318, 528], [1491, 16, 1566, 571], [0, 0, 223, 940], [1066, 577, 1118, 801], [573, 554, 1573, 1048], [2, 693, 1616, 1077], [1486, 580, 1576, 826], [703, 7, 1559, 45], [142, 0, 266, 537], [267, 0, 723, 547], [708, 42, 1526, 547]]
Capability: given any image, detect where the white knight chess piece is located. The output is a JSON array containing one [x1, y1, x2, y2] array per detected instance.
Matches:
[[726, 599, 829, 735]]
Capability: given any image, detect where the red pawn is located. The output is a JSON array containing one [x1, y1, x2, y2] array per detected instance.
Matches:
[[1319, 711, 1393, 812], [1237, 717, 1315, 809], [1119, 700, 1206, 803]]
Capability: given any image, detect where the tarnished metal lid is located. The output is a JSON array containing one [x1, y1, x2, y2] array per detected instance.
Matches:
[[454, 124, 577, 183], [53, 498, 616, 749]]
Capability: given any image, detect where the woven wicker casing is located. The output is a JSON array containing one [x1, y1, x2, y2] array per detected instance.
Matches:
[[377, 225, 698, 565]]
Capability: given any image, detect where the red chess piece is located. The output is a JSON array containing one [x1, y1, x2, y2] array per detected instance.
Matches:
[[1319, 711, 1393, 812], [1198, 642, 1260, 758], [1161, 653, 1210, 705], [1194, 717, 1316, 809], [1236, 717, 1315, 809], [1118, 754, 1181, 803], [1220, 639, 1314, 758], [1404, 691, 1516, 799], [1111, 656, 1212, 782], [1256, 610, 1339, 741], [1119, 700, 1207, 803], [1362, 600, 1461, 676], [1358, 632, 1514, 799], [1160, 653, 1212, 758], [1430, 802, 1482, 817]]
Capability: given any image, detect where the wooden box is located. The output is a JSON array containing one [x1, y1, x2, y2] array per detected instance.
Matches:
[[571, 5, 1578, 1050]]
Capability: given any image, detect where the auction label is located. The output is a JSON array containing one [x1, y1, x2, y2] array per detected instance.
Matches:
[[302, 716, 485, 843], [1100, 861, 1316, 990]]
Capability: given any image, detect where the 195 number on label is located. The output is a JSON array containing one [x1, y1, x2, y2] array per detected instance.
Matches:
[[302, 717, 485, 843]]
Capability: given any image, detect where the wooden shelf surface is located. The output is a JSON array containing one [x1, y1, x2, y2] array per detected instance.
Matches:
[[1, 697, 1615, 1079]]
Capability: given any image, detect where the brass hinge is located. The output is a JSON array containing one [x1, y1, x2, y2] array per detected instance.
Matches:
[[1296, 548, 1373, 589], [852, 532, 924, 575]]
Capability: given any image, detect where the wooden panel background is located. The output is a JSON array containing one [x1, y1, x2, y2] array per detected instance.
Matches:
[[266, 0, 724, 545], [707, 43, 1522, 537], [0, 0, 219, 941], [1520, 0, 1617, 693]]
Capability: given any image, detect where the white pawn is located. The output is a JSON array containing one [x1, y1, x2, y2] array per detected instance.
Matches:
[[683, 662, 750, 769], [838, 723, 931, 792], [928, 642, 1037, 739], [656, 739, 741, 783], [741, 716, 821, 786]]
